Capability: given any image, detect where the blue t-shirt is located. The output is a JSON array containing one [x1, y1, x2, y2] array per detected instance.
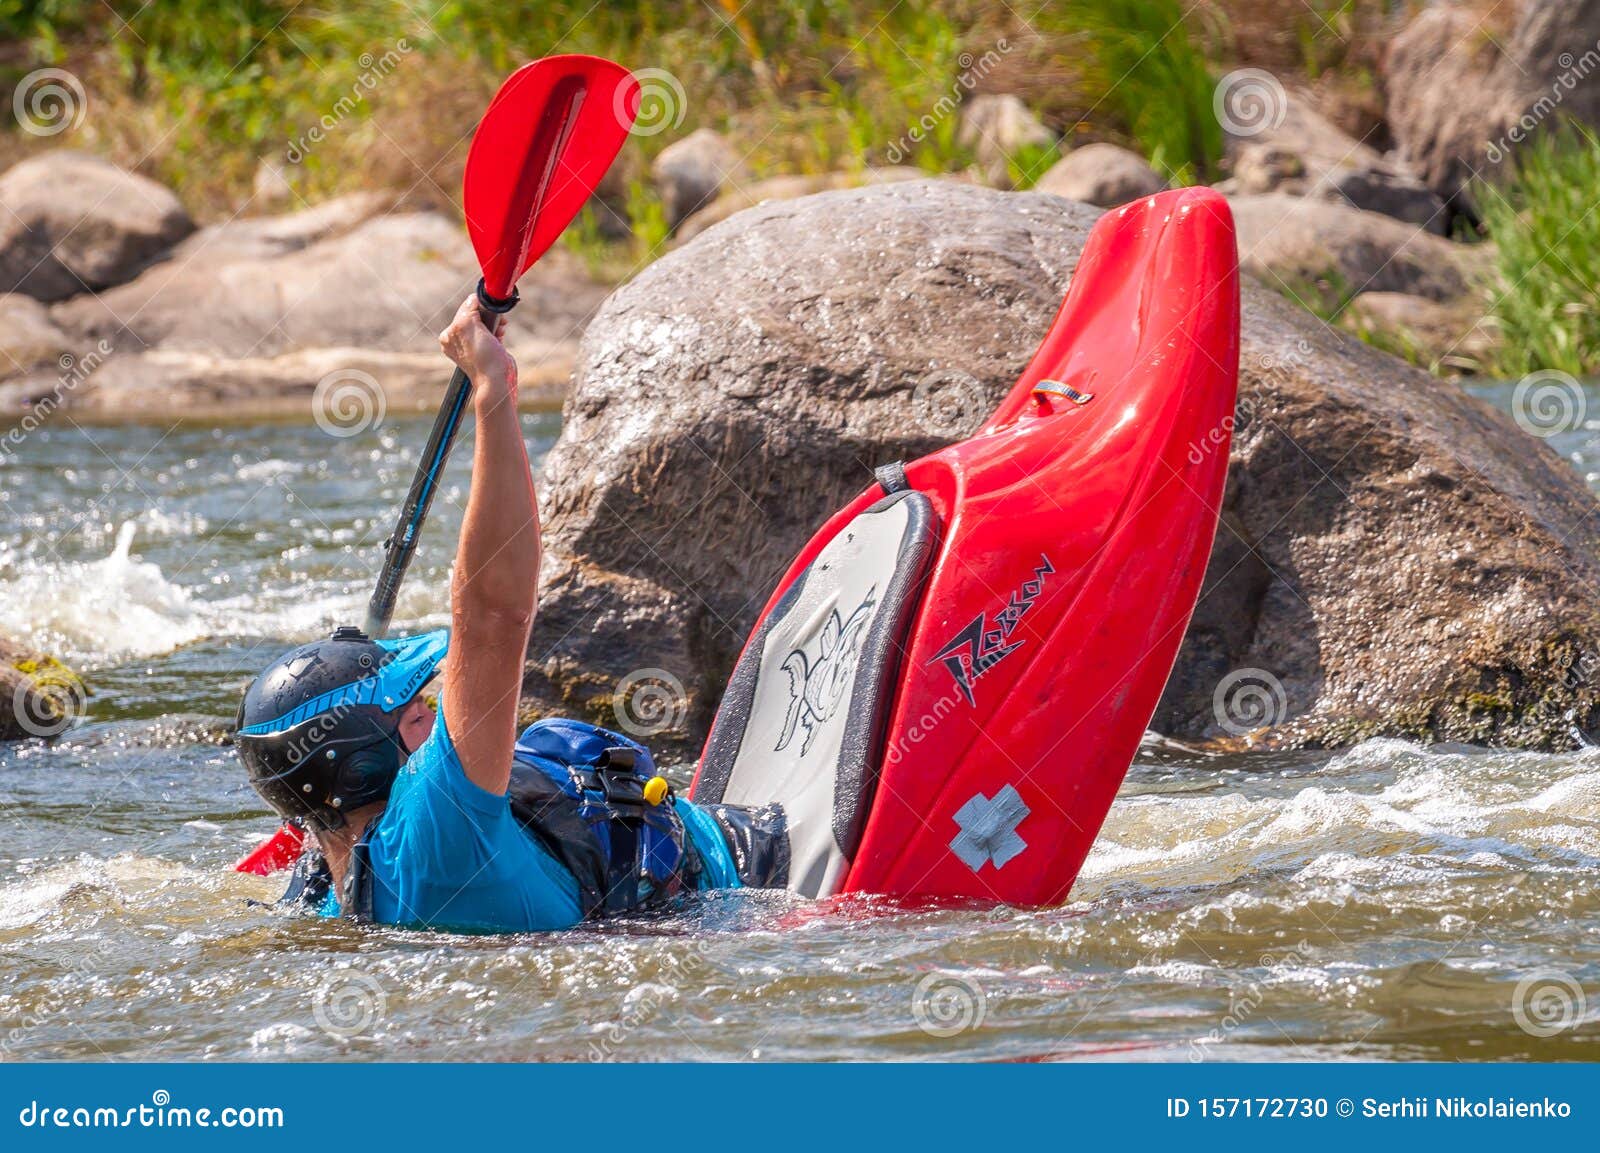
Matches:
[[344, 706, 736, 933]]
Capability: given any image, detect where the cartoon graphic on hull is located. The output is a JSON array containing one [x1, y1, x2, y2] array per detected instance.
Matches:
[[777, 587, 879, 755]]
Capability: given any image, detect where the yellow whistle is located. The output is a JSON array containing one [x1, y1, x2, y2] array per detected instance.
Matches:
[[642, 776, 670, 806]]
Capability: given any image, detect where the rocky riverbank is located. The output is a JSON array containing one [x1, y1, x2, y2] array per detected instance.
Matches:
[[0, 153, 609, 419], [5, 4, 1595, 418]]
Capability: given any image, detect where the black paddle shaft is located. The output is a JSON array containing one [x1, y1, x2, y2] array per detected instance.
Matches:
[[363, 280, 519, 639]]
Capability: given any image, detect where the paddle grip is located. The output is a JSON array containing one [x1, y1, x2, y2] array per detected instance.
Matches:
[[363, 280, 520, 639]]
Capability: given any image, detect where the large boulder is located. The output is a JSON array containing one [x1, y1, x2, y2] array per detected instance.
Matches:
[[1034, 143, 1167, 207], [0, 293, 71, 380], [526, 179, 1600, 756], [57, 211, 491, 358], [0, 152, 193, 302], [1220, 85, 1447, 232], [1385, 0, 1600, 203], [11, 199, 607, 414], [675, 167, 930, 241], [1228, 193, 1490, 304]]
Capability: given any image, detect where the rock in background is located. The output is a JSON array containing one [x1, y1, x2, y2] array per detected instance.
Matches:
[[1220, 88, 1448, 233], [1034, 143, 1167, 208], [0, 151, 193, 302], [1228, 193, 1489, 303], [1385, 0, 1600, 205], [0, 160, 611, 415], [526, 180, 1600, 757], [652, 128, 748, 231], [958, 94, 1056, 186]]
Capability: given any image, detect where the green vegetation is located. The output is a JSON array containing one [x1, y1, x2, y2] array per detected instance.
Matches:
[[1477, 123, 1600, 379], [1035, 0, 1223, 184], [0, 0, 1232, 222]]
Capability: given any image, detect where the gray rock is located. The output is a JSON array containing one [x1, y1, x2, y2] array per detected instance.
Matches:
[[1386, 0, 1600, 202], [1324, 167, 1447, 234], [1034, 143, 1167, 207], [1228, 193, 1489, 303], [168, 192, 389, 266], [675, 167, 930, 241], [0, 151, 193, 302], [1342, 290, 1498, 371], [46, 344, 573, 417], [526, 179, 1600, 755], [652, 128, 747, 230], [33, 201, 606, 414], [1223, 84, 1447, 232], [0, 293, 71, 380], [957, 94, 1055, 186], [0, 638, 83, 742]]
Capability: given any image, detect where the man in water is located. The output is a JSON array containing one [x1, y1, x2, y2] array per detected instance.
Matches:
[[233, 296, 783, 932]]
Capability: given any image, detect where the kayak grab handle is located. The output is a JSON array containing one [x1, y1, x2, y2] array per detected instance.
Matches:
[[1031, 379, 1095, 407]]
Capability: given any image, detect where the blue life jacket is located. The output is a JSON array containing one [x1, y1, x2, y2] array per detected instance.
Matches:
[[502, 718, 699, 918], [280, 718, 790, 923]]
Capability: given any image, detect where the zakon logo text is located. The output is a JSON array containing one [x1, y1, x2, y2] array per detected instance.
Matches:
[[929, 556, 1054, 706]]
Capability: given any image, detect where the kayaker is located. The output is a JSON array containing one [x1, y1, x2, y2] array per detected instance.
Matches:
[[233, 295, 786, 932]]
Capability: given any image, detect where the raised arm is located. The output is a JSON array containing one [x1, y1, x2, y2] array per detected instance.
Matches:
[[436, 294, 539, 795]]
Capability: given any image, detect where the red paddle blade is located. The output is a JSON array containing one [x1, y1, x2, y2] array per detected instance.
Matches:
[[233, 823, 305, 875], [465, 55, 640, 299]]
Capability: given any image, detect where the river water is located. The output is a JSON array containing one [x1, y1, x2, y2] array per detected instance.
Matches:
[[1, 390, 1597, 1062]]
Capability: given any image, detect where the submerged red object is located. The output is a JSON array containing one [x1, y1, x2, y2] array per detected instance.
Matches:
[[692, 187, 1240, 906], [233, 822, 305, 877]]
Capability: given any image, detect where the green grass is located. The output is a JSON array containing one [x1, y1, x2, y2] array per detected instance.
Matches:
[[1035, 0, 1223, 184], [1477, 123, 1600, 378], [1, 1, 1218, 235]]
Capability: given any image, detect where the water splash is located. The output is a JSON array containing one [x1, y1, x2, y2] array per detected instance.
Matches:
[[0, 523, 212, 661], [0, 520, 445, 667]]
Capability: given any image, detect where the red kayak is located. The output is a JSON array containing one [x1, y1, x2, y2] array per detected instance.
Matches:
[[691, 187, 1240, 905]]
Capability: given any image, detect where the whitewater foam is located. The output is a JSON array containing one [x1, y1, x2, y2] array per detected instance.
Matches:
[[0, 520, 447, 665]]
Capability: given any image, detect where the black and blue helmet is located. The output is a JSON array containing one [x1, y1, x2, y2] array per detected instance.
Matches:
[[233, 626, 448, 828]]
